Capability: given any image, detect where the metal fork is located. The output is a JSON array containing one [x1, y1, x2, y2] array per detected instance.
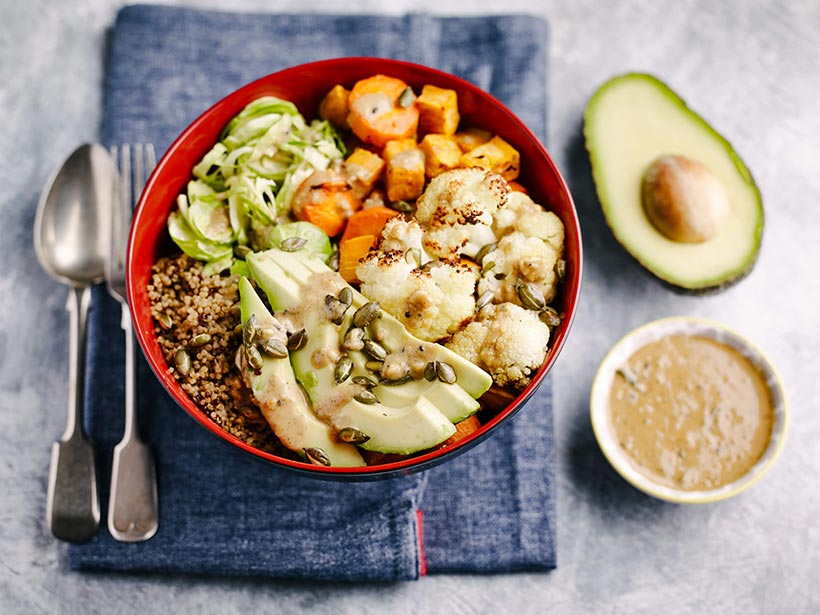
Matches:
[[106, 143, 159, 542]]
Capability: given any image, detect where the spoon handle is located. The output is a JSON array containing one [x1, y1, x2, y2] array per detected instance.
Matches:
[[46, 285, 100, 543], [107, 304, 158, 542]]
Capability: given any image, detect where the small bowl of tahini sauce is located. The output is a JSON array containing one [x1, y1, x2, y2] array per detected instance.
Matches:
[[590, 317, 788, 503]]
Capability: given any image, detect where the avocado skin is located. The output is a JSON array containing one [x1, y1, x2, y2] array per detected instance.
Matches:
[[583, 73, 764, 294]]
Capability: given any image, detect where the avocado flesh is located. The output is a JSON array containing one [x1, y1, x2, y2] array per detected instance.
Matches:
[[584, 73, 763, 291], [238, 277, 365, 467], [247, 248, 475, 455], [334, 398, 456, 456]]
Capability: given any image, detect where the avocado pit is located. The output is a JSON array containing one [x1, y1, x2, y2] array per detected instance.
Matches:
[[641, 155, 731, 243]]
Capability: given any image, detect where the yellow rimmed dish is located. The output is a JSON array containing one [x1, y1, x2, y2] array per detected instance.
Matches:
[[590, 316, 788, 504]]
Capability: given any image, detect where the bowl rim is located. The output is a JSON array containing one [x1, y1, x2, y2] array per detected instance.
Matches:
[[589, 315, 789, 503], [128, 56, 583, 479]]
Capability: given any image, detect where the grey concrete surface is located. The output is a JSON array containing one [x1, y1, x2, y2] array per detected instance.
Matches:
[[2, 0, 819, 613]]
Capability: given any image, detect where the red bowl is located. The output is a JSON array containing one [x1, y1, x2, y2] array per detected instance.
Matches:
[[127, 57, 582, 480]]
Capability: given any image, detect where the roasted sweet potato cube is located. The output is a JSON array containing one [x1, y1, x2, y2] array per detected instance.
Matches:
[[458, 135, 520, 181], [419, 133, 462, 178], [383, 139, 426, 202], [319, 84, 351, 129], [454, 128, 492, 152], [417, 85, 460, 136], [338, 233, 378, 284], [343, 147, 385, 198]]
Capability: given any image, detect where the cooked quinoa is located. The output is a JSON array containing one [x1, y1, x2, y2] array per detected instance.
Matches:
[[147, 253, 296, 459]]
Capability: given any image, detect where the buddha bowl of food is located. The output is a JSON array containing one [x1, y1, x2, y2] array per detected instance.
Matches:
[[590, 317, 788, 503], [128, 58, 582, 479]]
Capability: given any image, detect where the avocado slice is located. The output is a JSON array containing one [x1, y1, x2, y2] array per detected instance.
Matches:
[[584, 73, 763, 292], [238, 277, 365, 467], [246, 248, 495, 454], [334, 398, 456, 456]]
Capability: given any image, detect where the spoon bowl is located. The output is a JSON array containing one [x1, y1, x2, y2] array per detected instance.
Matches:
[[35, 144, 112, 286], [34, 143, 116, 543]]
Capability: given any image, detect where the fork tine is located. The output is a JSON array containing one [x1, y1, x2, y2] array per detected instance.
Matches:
[[130, 143, 156, 211], [106, 143, 156, 300], [146, 143, 157, 178], [132, 144, 142, 214], [121, 144, 131, 214]]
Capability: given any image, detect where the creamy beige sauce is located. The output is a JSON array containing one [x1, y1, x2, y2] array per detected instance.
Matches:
[[279, 271, 346, 332], [314, 383, 359, 423], [609, 335, 773, 491]]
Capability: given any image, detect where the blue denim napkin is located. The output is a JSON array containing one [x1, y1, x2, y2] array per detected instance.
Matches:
[[68, 4, 555, 581]]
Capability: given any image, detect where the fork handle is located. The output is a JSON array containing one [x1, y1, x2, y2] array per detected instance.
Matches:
[[107, 303, 159, 542], [122, 303, 138, 441]]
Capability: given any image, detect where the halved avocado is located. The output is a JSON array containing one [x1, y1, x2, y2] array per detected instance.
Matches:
[[584, 73, 763, 292]]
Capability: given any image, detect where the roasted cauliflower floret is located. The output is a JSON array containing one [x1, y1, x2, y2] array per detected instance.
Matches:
[[478, 231, 560, 306], [378, 217, 432, 266], [356, 251, 478, 342], [493, 191, 565, 254], [414, 168, 509, 259], [446, 302, 551, 389]]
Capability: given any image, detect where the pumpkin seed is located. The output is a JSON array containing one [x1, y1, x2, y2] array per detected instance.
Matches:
[[354, 389, 379, 404], [482, 260, 496, 274], [398, 86, 416, 108], [343, 327, 365, 351], [260, 338, 288, 359], [334, 355, 353, 384], [157, 313, 173, 330], [352, 375, 378, 389], [365, 360, 384, 373], [363, 339, 387, 362], [304, 447, 331, 466], [517, 283, 546, 311], [190, 333, 212, 347], [405, 248, 422, 267], [352, 301, 381, 328], [390, 199, 415, 214], [338, 286, 353, 307], [280, 236, 308, 252], [287, 328, 308, 351], [555, 258, 567, 280], [338, 427, 371, 445], [246, 345, 264, 370], [174, 348, 191, 375], [233, 244, 252, 259], [539, 306, 561, 327], [436, 361, 457, 384], [380, 374, 414, 386], [325, 295, 349, 325], [424, 361, 438, 382], [474, 242, 497, 265], [476, 290, 494, 311], [328, 250, 340, 271], [243, 314, 260, 346]]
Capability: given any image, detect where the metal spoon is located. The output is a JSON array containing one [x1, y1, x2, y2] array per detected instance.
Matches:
[[34, 143, 115, 543]]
